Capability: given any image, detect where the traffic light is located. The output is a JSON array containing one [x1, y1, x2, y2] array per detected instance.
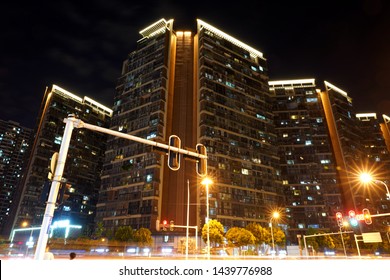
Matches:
[[170, 220, 174, 231], [167, 135, 181, 171], [362, 208, 372, 225], [336, 212, 343, 227], [348, 210, 358, 227], [162, 220, 168, 231], [57, 183, 71, 205], [48, 152, 59, 180], [196, 144, 208, 177]]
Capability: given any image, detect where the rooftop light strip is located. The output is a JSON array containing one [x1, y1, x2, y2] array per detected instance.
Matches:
[[356, 113, 377, 119], [269, 79, 316, 87], [197, 19, 264, 59], [324, 81, 349, 98], [84, 96, 113, 115], [383, 114, 390, 123], [52, 84, 83, 102], [139, 18, 174, 38]]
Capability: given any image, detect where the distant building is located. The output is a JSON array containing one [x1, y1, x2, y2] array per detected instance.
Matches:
[[95, 18, 282, 239], [319, 82, 365, 212], [8, 85, 112, 237], [356, 113, 390, 231], [0, 120, 32, 236], [270, 79, 342, 243]]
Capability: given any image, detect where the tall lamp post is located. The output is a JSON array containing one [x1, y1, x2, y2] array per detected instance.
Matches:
[[201, 177, 212, 260], [360, 173, 390, 200], [270, 211, 280, 255]]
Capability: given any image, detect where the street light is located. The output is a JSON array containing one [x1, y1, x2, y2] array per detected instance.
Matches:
[[270, 211, 280, 255], [359, 173, 390, 200], [201, 177, 213, 260]]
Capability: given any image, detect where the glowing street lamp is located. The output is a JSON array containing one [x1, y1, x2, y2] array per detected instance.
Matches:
[[201, 177, 213, 260], [359, 173, 390, 200], [270, 211, 280, 255]]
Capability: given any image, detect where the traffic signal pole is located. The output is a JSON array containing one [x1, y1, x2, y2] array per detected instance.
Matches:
[[34, 116, 76, 260], [78, 119, 207, 161], [34, 115, 207, 259]]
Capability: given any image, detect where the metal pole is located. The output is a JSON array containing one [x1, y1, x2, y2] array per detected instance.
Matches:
[[186, 180, 189, 259], [78, 121, 207, 160], [354, 235, 361, 257], [375, 180, 390, 198], [303, 235, 308, 258], [195, 226, 198, 254], [206, 183, 210, 260], [270, 219, 275, 255], [339, 228, 347, 257], [34, 116, 76, 260]]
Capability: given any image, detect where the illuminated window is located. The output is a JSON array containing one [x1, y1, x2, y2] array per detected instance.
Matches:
[[218, 163, 226, 169], [54, 136, 62, 145], [147, 132, 157, 139], [241, 168, 249, 175]]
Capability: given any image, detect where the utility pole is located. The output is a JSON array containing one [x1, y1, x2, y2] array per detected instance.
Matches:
[[34, 115, 207, 260]]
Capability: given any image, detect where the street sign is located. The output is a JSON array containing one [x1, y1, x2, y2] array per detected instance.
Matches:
[[362, 232, 382, 243]]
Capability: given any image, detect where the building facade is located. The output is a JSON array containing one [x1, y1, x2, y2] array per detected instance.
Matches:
[[356, 113, 390, 232], [270, 79, 342, 243], [0, 120, 32, 236], [9, 85, 112, 237], [95, 19, 282, 239], [319, 82, 366, 212]]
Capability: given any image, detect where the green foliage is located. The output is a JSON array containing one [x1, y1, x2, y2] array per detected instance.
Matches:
[[201, 219, 225, 246], [225, 227, 256, 247], [305, 229, 336, 252], [246, 223, 270, 244], [114, 226, 134, 242], [94, 222, 104, 238], [272, 227, 286, 246], [133, 228, 153, 247]]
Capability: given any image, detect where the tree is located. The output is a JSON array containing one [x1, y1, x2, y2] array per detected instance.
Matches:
[[225, 227, 256, 247], [246, 223, 269, 245], [201, 219, 225, 246], [246, 222, 270, 254], [133, 228, 153, 247], [94, 221, 105, 239], [306, 229, 335, 252], [114, 226, 134, 242], [269, 227, 286, 246]]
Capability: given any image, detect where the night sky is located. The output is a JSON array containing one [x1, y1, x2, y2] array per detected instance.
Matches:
[[1, 0, 389, 128]]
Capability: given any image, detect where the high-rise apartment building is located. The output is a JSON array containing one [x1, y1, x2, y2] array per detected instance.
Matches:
[[319, 82, 365, 212], [96, 19, 282, 237], [9, 85, 112, 237], [356, 113, 390, 231], [0, 120, 32, 235], [270, 79, 342, 242]]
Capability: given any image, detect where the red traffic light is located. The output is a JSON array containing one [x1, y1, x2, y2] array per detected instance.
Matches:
[[335, 212, 343, 227], [348, 210, 356, 218]]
